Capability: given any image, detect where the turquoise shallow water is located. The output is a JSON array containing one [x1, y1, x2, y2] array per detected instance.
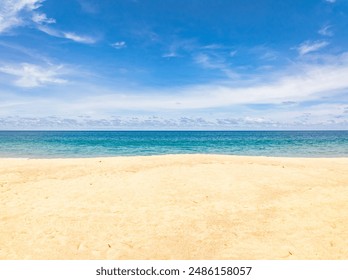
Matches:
[[0, 131, 347, 158]]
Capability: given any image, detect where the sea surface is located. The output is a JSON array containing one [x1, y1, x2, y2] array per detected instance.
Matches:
[[0, 131, 347, 158]]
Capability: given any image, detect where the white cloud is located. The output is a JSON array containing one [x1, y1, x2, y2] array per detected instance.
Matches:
[[0, 0, 44, 33], [318, 25, 333, 37], [32, 12, 55, 24], [325, 0, 336, 3], [2, 53, 348, 120], [63, 32, 96, 44], [0, 0, 96, 44], [250, 45, 278, 61], [202, 44, 223, 50], [296, 40, 329, 55], [0, 63, 67, 87], [162, 48, 178, 58], [162, 38, 197, 58], [111, 41, 127, 49], [37, 25, 97, 44], [194, 53, 212, 67], [162, 44, 179, 57], [0, 41, 50, 62], [162, 52, 178, 58], [66, 53, 348, 112], [194, 53, 238, 78], [260, 51, 277, 61]]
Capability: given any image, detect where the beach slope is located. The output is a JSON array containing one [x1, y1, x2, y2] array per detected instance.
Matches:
[[0, 155, 347, 259]]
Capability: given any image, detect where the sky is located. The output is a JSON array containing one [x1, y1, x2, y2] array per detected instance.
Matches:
[[0, 0, 347, 130]]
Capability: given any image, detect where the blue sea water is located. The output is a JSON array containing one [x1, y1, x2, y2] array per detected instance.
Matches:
[[0, 131, 347, 158]]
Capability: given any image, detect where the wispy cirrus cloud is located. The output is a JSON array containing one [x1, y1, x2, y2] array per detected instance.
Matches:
[[162, 52, 178, 58], [78, 62, 347, 110], [37, 25, 97, 44], [194, 53, 238, 78], [325, 0, 336, 3], [111, 41, 127, 49], [0, 62, 67, 87], [63, 32, 96, 44], [201, 44, 223, 50], [296, 40, 329, 55], [318, 24, 333, 37], [97, 53, 348, 111], [0, 0, 45, 33], [31, 11, 55, 24], [162, 38, 197, 58], [0, 0, 97, 44], [0, 40, 51, 63], [249, 45, 278, 61]]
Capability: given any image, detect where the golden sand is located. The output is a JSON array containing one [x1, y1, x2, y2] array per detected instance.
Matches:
[[0, 155, 347, 259]]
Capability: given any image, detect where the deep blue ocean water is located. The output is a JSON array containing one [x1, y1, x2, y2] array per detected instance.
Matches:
[[0, 131, 347, 158]]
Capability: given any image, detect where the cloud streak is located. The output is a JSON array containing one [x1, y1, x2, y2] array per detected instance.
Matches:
[[36, 25, 97, 44], [75, 61, 347, 111], [31, 11, 55, 24], [0, 62, 67, 87], [296, 40, 329, 55], [318, 25, 333, 37], [194, 53, 238, 78], [0, 0, 44, 33], [63, 32, 96, 44], [0, 0, 97, 44], [111, 41, 126, 49]]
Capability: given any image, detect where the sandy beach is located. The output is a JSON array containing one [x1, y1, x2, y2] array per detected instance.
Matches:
[[0, 154, 347, 260]]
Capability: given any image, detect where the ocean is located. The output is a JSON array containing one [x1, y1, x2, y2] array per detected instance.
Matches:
[[0, 130, 347, 158]]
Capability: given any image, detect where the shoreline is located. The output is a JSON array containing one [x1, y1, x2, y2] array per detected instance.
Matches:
[[1, 153, 348, 160], [1, 154, 348, 259]]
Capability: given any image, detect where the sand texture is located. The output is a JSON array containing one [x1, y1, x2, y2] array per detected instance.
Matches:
[[0, 154, 348, 260]]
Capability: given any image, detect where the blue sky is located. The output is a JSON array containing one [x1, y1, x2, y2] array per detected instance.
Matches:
[[0, 0, 347, 130]]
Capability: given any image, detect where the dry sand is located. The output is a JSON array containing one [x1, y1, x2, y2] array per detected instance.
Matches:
[[0, 154, 347, 260]]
